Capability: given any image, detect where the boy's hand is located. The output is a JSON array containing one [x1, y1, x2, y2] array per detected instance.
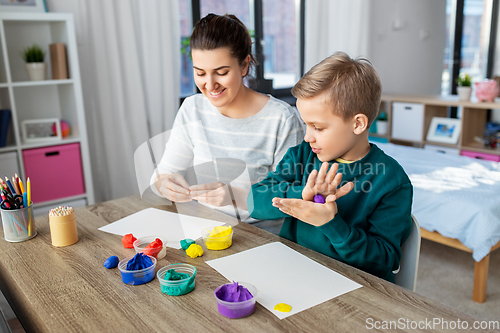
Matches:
[[302, 162, 346, 202], [189, 182, 232, 207], [156, 173, 192, 202], [274, 181, 354, 226]]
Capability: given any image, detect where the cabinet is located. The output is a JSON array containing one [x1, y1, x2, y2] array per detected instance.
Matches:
[[0, 12, 94, 214], [371, 94, 500, 158]]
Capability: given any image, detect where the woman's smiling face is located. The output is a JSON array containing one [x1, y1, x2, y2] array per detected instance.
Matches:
[[192, 47, 249, 110]]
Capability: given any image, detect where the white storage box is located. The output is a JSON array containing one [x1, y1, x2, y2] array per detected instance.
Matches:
[[424, 144, 460, 155], [392, 102, 424, 141], [0, 151, 20, 178]]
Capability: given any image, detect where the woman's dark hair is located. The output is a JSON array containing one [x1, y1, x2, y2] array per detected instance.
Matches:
[[190, 13, 257, 77]]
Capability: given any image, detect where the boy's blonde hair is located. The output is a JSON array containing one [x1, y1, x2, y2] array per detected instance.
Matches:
[[292, 52, 382, 125]]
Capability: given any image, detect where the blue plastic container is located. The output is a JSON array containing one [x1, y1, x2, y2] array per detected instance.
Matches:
[[118, 255, 156, 285]]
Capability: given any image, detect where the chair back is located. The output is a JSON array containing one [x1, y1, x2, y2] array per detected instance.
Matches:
[[0, 308, 12, 333], [394, 214, 421, 292]]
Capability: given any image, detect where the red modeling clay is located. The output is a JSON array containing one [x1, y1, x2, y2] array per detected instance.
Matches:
[[122, 233, 137, 248], [142, 238, 163, 257]]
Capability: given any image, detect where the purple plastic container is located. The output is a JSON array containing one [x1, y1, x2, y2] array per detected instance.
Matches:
[[214, 282, 258, 319]]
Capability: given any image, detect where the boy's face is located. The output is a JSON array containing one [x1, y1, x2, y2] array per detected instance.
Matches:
[[297, 94, 359, 162]]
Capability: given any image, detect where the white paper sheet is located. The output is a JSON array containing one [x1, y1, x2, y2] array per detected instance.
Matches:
[[98, 208, 225, 249], [206, 242, 362, 319]]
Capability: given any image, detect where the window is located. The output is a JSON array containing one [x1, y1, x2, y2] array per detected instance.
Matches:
[[262, 0, 300, 90], [179, 0, 303, 101], [441, 0, 497, 96], [179, 0, 195, 97]]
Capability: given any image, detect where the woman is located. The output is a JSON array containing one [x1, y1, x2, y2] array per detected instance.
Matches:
[[152, 13, 303, 222]]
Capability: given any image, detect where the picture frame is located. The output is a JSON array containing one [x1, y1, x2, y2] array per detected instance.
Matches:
[[22, 118, 62, 143], [426, 117, 462, 144], [0, 0, 47, 12]]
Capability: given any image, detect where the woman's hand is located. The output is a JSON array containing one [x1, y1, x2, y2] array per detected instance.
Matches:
[[189, 182, 233, 207], [155, 173, 192, 202]]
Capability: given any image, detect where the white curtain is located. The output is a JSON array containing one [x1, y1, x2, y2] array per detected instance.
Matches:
[[46, 0, 180, 202], [304, 0, 371, 72]]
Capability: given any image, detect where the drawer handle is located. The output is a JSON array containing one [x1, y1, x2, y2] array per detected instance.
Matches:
[[45, 151, 60, 157], [405, 106, 412, 110], [475, 156, 484, 160]]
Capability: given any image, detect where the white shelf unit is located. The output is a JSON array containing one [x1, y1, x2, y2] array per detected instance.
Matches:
[[0, 12, 94, 213]]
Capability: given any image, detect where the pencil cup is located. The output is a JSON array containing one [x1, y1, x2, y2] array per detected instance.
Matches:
[[49, 208, 78, 247], [0, 204, 37, 242]]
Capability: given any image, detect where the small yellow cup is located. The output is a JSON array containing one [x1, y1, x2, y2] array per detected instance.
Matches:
[[49, 211, 78, 247]]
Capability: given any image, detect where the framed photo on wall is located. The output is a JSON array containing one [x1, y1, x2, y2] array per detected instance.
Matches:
[[426, 117, 462, 144], [0, 0, 47, 12]]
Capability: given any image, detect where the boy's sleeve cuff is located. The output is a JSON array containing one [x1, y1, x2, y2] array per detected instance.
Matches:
[[317, 215, 351, 243], [286, 185, 304, 199]]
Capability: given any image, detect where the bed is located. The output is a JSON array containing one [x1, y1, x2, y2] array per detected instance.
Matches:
[[375, 142, 500, 302]]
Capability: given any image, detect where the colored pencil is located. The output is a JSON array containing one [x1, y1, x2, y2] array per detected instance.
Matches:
[[18, 177, 25, 194], [5, 177, 15, 195], [27, 178, 31, 206], [1, 179, 12, 196], [12, 177, 21, 196], [15, 173, 21, 190]]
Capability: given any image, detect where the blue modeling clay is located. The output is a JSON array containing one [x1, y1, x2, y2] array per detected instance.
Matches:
[[104, 255, 119, 269], [126, 253, 153, 270], [180, 238, 196, 250]]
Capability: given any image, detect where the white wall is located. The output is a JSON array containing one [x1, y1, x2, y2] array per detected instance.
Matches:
[[368, 0, 447, 95]]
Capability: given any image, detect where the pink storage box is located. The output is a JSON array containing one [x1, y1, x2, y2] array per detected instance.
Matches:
[[460, 150, 500, 162], [23, 143, 85, 203]]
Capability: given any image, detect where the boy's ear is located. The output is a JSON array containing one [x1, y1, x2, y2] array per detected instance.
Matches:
[[353, 114, 369, 135]]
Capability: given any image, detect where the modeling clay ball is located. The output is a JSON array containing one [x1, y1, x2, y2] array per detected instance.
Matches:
[[214, 282, 258, 319], [157, 263, 197, 296], [142, 238, 163, 258], [274, 303, 292, 312], [314, 194, 325, 204], [180, 238, 196, 250], [186, 244, 203, 258], [202, 226, 233, 250], [103, 255, 119, 269], [122, 233, 137, 248]]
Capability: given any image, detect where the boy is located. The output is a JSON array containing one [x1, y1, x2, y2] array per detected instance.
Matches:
[[247, 52, 412, 282]]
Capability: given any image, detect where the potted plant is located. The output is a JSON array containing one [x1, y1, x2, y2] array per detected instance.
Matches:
[[376, 111, 388, 135], [21, 44, 46, 81], [456, 72, 472, 101]]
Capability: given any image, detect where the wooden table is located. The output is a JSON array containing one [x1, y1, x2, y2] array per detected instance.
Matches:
[[0, 196, 496, 333]]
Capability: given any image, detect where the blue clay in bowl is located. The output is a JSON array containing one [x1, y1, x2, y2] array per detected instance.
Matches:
[[118, 254, 156, 285]]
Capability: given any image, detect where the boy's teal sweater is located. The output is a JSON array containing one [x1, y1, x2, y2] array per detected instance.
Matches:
[[248, 141, 413, 282]]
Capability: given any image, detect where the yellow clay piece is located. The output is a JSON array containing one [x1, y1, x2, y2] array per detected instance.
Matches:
[[209, 226, 232, 237], [274, 303, 292, 313], [186, 244, 203, 258], [206, 226, 233, 250]]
